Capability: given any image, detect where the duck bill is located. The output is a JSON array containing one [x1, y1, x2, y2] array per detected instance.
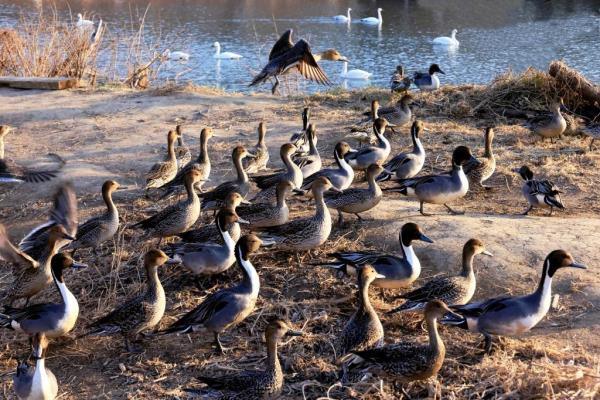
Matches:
[[338, 56, 349, 62], [241, 199, 252, 205], [468, 155, 481, 166], [375, 273, 386, 279], [62, 233, 76, 241], [569, 261, 587, 270], [165, 258, 181, 265], [419, 233, 434, 243], [245, 152, 257, 159], [482, 250, 493, 257], [237, 217, 251, 225], [285, 329, 303, 337], [328, 186, 343, 193], [71, 261, 88, 270], [259, 238, 276, 247], [382, 168, 394, 175], [440, 310, 464, 324], [439, 69, 446, 74]]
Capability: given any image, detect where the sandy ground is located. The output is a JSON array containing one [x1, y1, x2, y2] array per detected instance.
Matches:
[[0, 86, 599, 399]]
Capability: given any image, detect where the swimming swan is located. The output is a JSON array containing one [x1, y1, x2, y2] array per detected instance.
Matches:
[[163, 49, 190, 61], [361, 8, 382, 25], [213, 42, 243, 59], [433, 29, 459, 47], [341, 61, 372, 80], [333, 8, 352, 23]]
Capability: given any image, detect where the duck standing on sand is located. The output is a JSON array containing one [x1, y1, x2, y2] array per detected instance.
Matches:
[[514, 165, 565, 216]]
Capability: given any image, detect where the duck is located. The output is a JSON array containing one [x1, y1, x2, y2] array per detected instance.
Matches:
[[340, 61, 372, 80], [249, 29, 331, 94], [161, 234, 264, 353], [200, 146, 254, 211], [301, 141, 355, 192], [13, 333, 58, 400], [131, 169, 202, 244], [177, 191, 247, 244], [258, 177, 337, 252], [526, 99, 567, 142], [165, 209, 243, 276], [347, 300, 462, 382], [344, 119, 391, 171], [377, 120, 426, 181], [360, 8, 383, 25], [243, 122, 269, 174], [163, 49, 190, 61], [1, 253, 83, 338], [82, 249, 170, 352], [318, 223, 433, 289], [325, 163, 386, 225], [386, 146, 479, 216], [389, 239, 492, 314], [0, 223, 37, 276], [442, 250, 586, 354], [338, 266, 385, 361], [390, 65, 411, 94], [366, 95, 413, 128], [0, 126, 65, 184], [514, 165, 565, 216], [333, 8, 352, 23], [174, 125, 192, 168], [63, 180, 120, 258], [16, 183, 78, 263], [144, 130, 180, 194], [188, 318, 302, 396], [236, 180, 292, 228], [212, 41, 242, 59], [413, 63, 445, 91], [464, 127, 496, 190], [252, 143, 303, 190], [314, 49, 349, 63], [293, 124, 321, 178], [160, 127, 213, 198], [433, 29, 459, 47], [76, 13, 94, 28], [289, 107, 312, 156]]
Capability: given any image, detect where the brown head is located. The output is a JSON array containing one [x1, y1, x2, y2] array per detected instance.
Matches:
[[334, 141, 352, 158], [280, 143, 297, 159], [276, 180, 294, 199], [167, 130, 178, 145], [0, 125, 11, 138], [265, 317, 303, 343], [306, 123, 317, 141], [424, 299, 456, 320], [144, 248, 170, 268], [200, 127, 214, 143], [175, 124, 183, 135], [399, 222, 433, 247], [545, 250, 586, 278], [232, 145, 251, 161], [373, 118, 388, 136], [410, 120, 425, 139], [215, 208, 239, 232], [48, 225, 75, 245], [31, 333, 49, 359], [309, 176, 336, 196], [101, 180, 119, 195], [463, 238, 493, 258], [366, 163, 385, 180], [224, 191, 246, 209], [319, 49, 348, 62], [257, 122, 267, 142], [358, 265, 385, 287], [184, 168, 203, 186], [371, 100, 380, 116], [399, 93, 414, 105], [452, 146, 478, 167], [236, 234, 263, 260]]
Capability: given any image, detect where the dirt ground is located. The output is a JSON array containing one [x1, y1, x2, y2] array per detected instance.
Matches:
[[0, 85, 599, 399]]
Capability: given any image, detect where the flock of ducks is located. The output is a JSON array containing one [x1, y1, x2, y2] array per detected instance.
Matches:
[[0, 26, 589, 400]]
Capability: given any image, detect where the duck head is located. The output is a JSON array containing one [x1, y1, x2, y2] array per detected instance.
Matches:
[[144, 248, 171, 269], [452, 146, 478, 167], [265, 317, 303, 342], [411, 120, 425, 138], [167, 129, 178, 144], [545, 250, 586, 277], [513, 165, 534, 181], [280, 143, 297, 159], [310, 176, 341, 195], [319, 49, 348, 62], [225, 191, 249, 209], [237, 234, 263, 260], [399, 93, 414, 106], [200, 127, 214, 142], [48, 225, 75, 245], [0, 125, 11, 138], [31, 333, 49, 360], [184, 168, 204, 186], [233, 145, 255, 161], [215, 208, 242, 232], [366, 163, 388, 180], [425, 299, 462, 321], [276, 180, 294, 198], [400, 222, 433, 247], [358, 264, 386, 286], [334, 141, 353, 158], [51, 252, 85, 283], [429, 63, 445, 75], [102, 180, 120, 195], [464, 238, 493, 258], [373, 118, 388, 136]]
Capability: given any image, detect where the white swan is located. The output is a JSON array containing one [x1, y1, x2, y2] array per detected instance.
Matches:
[[333, 8, 352, 23], [361, 8, 382, 25], [164, 49, 190, 61], [341, 61, 372, 80], [433, 29, 459, 47], [213, 42, 243, 59], [76, 13, 94, 28]]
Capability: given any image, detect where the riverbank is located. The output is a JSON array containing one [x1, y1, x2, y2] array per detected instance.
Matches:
[[1, 85, 599, 399]]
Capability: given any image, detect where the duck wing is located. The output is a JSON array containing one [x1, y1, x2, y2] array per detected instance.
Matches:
[[162, 290, 233, 334], [251, 172, 282, 190], [269, 29, 294, 60], [450, 296, 513, 318], [0, 224, 36, 271]]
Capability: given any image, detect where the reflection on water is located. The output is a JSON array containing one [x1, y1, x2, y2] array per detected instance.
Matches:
[[0, 0, 599, 93]]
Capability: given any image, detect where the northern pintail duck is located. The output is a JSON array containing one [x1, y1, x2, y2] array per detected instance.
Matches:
[[243, 122, 269, 174], [348, 300, 461, 382], [386, 146, 479, 216], [390, 65, 411, 94], [514, 165, 565, 216], [237, 180, 292, 228], [389, 239, 492, 314], [338, 266, 385, 361], [200, 146, 254, 210], [145, 130, 180, 194], [301, 141, 354, 191], [367, 95, 413, 127], [413, 63, 445, 91], [177, 191, 247, 244], [252, 143, 303, 190], [249, 29, 331, 94], [160, 127, 213, 198], [293, 124, 321, 178], [290, 107, 312, 155], [83, 249, 170, 352], [1, 253, 83, 338], [13, 333, 58, 400], [131, 169, 202, 243], [0, 126, 65, 184], [344, 119, 391, 171], [378, 120, 426, 181], [190, 318, 302, 396], [259, 177, 337, 252], [64, 180, 120, 257], [325, 163, 386, 225], [526, 99, 567, 142], [465, 127, 496, 190], [174, 124, 192, 168], [442, 250, 586, 353], [162, 234, 264, 352], [320, 223, 433, 289], [166, 209, 243, 276]]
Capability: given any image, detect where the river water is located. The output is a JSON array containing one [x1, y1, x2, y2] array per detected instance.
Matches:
[[1, 0, 599, 93]]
